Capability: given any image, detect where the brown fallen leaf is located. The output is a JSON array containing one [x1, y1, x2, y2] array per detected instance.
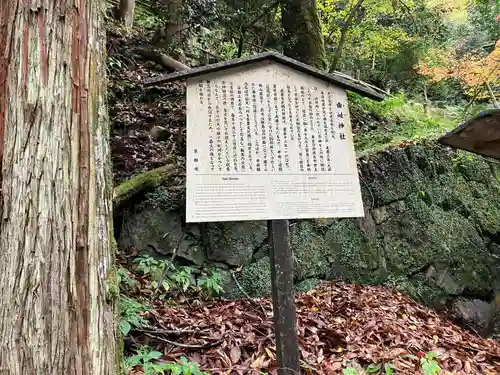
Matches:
[[250, 355, 265, 369], [230, 345, 242, 364], [326, 360, 343, 371]]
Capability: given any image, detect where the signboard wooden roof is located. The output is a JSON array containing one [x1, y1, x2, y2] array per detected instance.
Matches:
[[438, 109, 500, 160], [143, 51, 386, 101]]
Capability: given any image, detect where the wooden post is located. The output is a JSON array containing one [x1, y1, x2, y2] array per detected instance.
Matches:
[[268, 219, 300, 375]]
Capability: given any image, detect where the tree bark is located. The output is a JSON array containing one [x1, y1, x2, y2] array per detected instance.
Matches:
[[281, 0, 326, 70], [0, 2, 118, 375], [118, 0, 136, 27]]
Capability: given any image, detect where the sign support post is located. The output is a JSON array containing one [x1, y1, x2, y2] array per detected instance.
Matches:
[[268, 219, 300, 375]]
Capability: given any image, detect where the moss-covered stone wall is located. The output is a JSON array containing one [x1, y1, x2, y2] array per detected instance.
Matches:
[[221, 141, 500, 305], [118, 141, 500, 308]]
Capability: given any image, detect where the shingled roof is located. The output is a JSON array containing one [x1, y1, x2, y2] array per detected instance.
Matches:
[[438, 108, 500, 160], [143, 51, 387, 101]]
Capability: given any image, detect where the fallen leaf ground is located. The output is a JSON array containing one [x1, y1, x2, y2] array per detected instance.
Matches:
[[127, 282, 500, 374]]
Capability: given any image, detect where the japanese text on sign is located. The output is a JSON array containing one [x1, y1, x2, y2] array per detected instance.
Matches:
[[186, 63, 364, 222]]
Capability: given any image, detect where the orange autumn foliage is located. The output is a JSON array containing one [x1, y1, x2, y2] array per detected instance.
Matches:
[[415, 39, 500, 98]]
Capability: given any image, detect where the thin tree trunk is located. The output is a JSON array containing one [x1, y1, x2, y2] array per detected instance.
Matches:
[[423, 83, 430, 115], [237, 31, 245, 58], [0, 2, 118, 374], [118, 0, 136, 27], [166, 0, 185, 43], [281, 0, 326, 70], [330, 0, 365, 72], [486, 81, 499, 108], [155, 0, 188, 49]]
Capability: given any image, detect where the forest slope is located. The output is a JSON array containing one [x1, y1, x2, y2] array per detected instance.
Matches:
[[108, 25, 500, 375]]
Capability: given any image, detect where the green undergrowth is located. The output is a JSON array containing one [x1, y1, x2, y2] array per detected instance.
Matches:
[[119, 256, 225, 336], [350, 92, 487, 156], [126, 346, 208, 375], [344, 351, 441, 375], [118, 256, 225, 374]]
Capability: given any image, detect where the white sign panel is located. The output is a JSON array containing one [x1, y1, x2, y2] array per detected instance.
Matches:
[[185, 62, 364, 223]]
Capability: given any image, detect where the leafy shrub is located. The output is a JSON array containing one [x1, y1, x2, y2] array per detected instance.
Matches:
[[119, 296, 150, 336], [125, 346, 208, 375], [343, 351, 441, 375], [197, 269, 225, 297], [419, 351, 442, 375], [118, 257, 225, 340], [131, 256, 225, 299], [117, 266, 139, 292]]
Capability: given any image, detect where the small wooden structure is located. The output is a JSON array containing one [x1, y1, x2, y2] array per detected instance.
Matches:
[[438, 109, 500, 159]]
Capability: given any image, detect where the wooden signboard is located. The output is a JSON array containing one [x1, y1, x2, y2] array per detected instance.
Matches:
[[144, 52, 385, 375], [185, 63, 364, 222]]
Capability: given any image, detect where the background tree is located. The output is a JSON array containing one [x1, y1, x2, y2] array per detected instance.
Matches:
[[415, 40, 500, 105], [218, 0, 281, 57], [164, 0, 188, 47], [0, 2, 118, 374], [281, 0, 326, 69], [319, 0, 367, 71], [119, 0, 136, 27], [150, 0, 189, 54], [414, 0, 499, 106]]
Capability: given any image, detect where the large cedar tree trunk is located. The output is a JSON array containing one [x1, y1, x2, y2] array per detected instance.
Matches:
[[281, 0, 326, 70], [0, 2, 118, 374]]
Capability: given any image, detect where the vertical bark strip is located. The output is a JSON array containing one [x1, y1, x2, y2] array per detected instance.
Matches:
[[0, 4, 11, 167], [36, 11, 48, 86], [0, 1, 117, 374], [22, 22, 29, 95]]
